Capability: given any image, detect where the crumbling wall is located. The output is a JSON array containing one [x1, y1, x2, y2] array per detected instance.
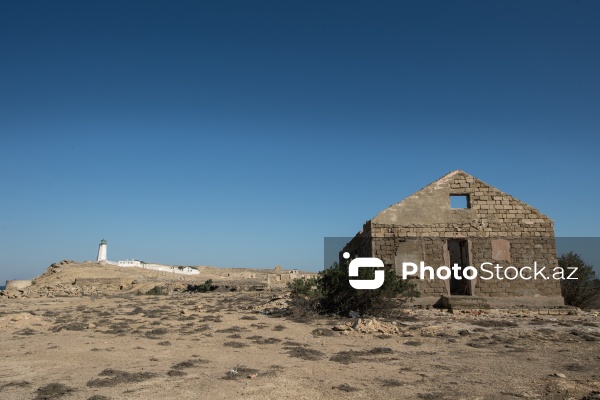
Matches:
[[5, 280, 33, 290], [344, 171, 563, 304]]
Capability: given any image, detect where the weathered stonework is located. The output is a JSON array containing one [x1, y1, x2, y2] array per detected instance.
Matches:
[[342, 170, 564, 308]]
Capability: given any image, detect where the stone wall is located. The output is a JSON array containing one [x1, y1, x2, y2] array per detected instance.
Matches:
[[342, 170, 563, 304], [5, 280, 33, 290], [267, 272, 318, 287]]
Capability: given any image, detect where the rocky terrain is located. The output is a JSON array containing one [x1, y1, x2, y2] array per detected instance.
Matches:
[[1, 290, 600, 399], [1, 260, 293, 299], [1, 262, 599, 399]]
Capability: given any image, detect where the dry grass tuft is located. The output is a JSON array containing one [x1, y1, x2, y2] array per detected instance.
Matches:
[[286, 347, 325, 361], [34, 382, 74, 399], [86, 369, 156, 388]]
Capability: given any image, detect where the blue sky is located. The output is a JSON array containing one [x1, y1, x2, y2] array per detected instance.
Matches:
[[1, 1, 599, 281]]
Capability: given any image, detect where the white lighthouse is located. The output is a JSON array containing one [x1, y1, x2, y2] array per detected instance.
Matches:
[[97, 239, 107, 262]]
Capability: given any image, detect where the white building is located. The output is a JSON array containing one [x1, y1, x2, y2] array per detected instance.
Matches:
[[97, 239, 107, 262], [118, 260, 143, 267], [96, 240, 199, 275]]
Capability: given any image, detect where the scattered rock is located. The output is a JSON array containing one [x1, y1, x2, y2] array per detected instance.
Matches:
[[346, 319, 401, 335], [333, 324, 351, 331]]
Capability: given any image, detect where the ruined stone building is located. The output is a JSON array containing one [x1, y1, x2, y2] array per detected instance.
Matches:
[[342, 170, 563, 308]]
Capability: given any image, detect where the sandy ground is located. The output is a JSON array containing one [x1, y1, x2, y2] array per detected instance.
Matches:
[[1, 293, 599, 400]]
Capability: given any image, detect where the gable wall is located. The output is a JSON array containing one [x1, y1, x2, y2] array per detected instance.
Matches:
[[343, 171, 563, 304]]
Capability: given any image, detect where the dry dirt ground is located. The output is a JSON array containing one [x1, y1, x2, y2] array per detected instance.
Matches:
[[1, 293, 599, 400]]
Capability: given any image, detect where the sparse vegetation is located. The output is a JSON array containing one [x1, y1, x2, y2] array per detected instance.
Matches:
[[34, 383, 74, 400], [252, 337, 281, 345], [144, 286, 168, 296], [145, 328, 168, 338], [287, 262, 419, 317], [223, 366, 259, 380], [333, 383, 360, 392], [285, 346, 325, 361], [560, 252, 600, 309], [86, 369, 156, 387], [330, 347, 394, 364], [3, 287, 600, 399], [0, 381, 30, 391], [223, 341, 247, 348], [187, 280, 215, 293], [172, 359, 208, 370]]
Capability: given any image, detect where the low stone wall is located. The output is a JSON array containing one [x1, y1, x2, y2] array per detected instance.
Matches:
[[5, 280, 33, 290]]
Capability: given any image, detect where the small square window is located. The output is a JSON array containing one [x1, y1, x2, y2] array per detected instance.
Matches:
[[450, 194, 470, 209]]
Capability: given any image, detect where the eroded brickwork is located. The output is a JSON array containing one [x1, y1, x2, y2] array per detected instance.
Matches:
[[342, 170, 562, 302]]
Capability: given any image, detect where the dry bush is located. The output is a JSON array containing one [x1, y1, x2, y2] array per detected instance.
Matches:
[[15, 328, 37, 336], [250, 323, 268, 330], [216, 326, 248, 333], [0, 381, 30, 391], [223, 341, 248, 348], [330, 347, 393, 364], [379, 379, 404, 387], [252, 337, 281, 345], [86, 369, 156, 388], [101, 322, 132, 335], [34, 383, 74, 400], [330, 351, 360, 364], [286, 347, 325, 361], [333, 383, 360, 392], [50, 322, 87, 332], [198, 315, 222, 323], [223, 366, 259, 380], [145, 328, 168, 338], [172, 359, 208, 370]]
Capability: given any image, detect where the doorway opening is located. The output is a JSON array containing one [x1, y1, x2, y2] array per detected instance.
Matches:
[[448, 239, 471, 295]]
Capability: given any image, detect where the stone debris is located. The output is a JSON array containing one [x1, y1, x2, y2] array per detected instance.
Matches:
[[333, 318, 401, 335], [253, 296, 290, 314]]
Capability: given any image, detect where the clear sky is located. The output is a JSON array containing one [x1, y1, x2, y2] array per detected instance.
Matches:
[[1, 1, 599, 282]]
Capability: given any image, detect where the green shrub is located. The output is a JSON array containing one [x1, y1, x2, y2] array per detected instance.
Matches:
[[287, 262, 418, 317], [187, 280, 215, 293], [560, 252, 600, 309]]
